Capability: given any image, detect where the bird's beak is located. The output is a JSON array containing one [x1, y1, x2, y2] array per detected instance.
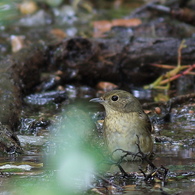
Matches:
[[89, 97, 104, 103]]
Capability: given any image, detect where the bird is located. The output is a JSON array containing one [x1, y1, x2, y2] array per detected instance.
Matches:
[[90, 90, 153, 161]]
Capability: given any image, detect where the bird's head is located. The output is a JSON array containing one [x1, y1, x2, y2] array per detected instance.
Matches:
[[90, 90, 143, 113]]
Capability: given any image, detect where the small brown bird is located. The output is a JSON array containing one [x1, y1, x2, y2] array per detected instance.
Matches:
[[90, 90, 153, 160]]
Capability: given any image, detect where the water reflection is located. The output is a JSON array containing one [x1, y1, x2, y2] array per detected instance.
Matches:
[[154, 144, 195, 167]]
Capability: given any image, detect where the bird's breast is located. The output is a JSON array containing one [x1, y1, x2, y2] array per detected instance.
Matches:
[[103, 111, 153, 159], [104, 112, 141, 134]]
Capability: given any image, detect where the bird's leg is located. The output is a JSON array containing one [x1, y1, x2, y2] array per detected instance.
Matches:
[[135, 135, 156, 169], [117, 164, 129, 177]]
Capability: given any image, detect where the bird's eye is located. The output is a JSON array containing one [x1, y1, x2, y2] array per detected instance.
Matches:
[[111, 95, 118, 101]]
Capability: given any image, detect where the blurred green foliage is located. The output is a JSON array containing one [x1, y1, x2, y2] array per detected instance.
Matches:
[[0, 0, 20, 25], [9, 104, 106, 194]]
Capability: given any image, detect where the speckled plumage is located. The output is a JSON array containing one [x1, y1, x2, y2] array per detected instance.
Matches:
[[90, 90, 153, 161]]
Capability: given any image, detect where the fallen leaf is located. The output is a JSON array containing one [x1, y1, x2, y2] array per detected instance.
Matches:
[[93, 20, 112, 37], [112, 18, 142, 27], [93, 18, 141, 37], [19, 1, 38, 15], [96, 81, 118, 91], [50, 29, 66, 40], [10, 35, 26, 52]]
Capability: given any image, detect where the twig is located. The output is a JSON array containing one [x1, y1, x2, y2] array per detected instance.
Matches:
[[178, 40, 186, 66], [94, 173, 123, 190], [159, 64, 195, 85], [144, 40, 195, 89]]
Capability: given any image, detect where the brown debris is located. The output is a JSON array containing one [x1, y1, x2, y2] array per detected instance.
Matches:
[[96, 81, 118, 91]]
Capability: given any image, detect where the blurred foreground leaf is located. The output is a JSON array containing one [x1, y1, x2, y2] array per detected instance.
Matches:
[[0, 0, 20, 25]]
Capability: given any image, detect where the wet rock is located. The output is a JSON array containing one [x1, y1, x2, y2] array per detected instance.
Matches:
[[0, 123, 22, 154], [0, 44, 47, 153], [36, 74, 62, 92], [24, 90, 67, 105], [18, 135, 46, 146], [0, 60, 21, 154], [11, 44, 46, 94], [0, 59, 21, 131], [19, 117, 50, 135], [47, 37, 195, 86], [176, 75, 195, 95], [18, 10, 53, 27]]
